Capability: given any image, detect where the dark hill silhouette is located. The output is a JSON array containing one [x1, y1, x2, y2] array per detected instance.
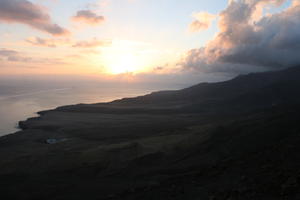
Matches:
[[54, 66, 300, 115], [114, 66, 300, 107], [1, 66, 300, 200]]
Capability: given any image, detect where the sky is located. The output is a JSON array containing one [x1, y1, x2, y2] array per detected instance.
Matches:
[[0, 0, 300, 84]]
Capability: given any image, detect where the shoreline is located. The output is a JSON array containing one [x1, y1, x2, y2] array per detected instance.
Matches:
[[0, 86, 160, 138], [1, 67, 300, 199]]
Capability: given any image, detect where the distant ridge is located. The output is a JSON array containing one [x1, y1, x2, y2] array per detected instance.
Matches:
[[109, 66, 300, 113]]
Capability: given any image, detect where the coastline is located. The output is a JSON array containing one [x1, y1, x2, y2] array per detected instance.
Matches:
[[0, 85, 161, 138], [1, 67, 300, 199]]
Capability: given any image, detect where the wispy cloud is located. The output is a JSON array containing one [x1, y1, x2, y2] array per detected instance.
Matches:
[[0, 49, 32, 62], [0, 48, 65, 65], [72, 10, 105, 25], [72, 38, 111, 48], [26, 36, 110, 49], [0, 0, 69, 36], [26, 37, 71, 48], [189, 12, 216, 32]]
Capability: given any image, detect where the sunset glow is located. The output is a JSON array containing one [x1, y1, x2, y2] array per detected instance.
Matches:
[[0, 0, 297, 79], [100, 40, 149, 74], [105, 52, 140, 74], [1, 1, 300, 199], [0, 0, 229, 77]]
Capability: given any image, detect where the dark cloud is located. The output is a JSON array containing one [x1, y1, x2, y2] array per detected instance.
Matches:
[[181, 0, 300, 74], [0, 0, 69, 36], [72, 10, 105, 25]]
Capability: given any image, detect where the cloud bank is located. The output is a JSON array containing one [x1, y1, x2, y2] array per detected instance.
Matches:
[[0, 0, 69, 36], [72, 10, 105, 25], [182, 0, 300, 74]]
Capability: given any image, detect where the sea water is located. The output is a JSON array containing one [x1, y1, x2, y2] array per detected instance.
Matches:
[[0, 79, 179, 136]]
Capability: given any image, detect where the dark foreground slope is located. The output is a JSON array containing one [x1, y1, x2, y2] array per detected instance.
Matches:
[[1, 67, 300, 200]]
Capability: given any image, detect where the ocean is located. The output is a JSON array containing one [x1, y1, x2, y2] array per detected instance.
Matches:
[[0, 78, 181, 136]]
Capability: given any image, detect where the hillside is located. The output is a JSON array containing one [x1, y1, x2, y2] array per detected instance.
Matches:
[[1, 66, 300, 200]]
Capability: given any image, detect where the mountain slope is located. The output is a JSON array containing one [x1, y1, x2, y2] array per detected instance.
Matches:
[[1, 66, 300, 200], [54, 66, 300, 115], [113, 66, 300, 107]]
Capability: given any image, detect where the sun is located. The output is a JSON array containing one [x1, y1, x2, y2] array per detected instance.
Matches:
[[107, 53, 140, 74], [100, 40, 145, 74], [98, 39, 162, 75]]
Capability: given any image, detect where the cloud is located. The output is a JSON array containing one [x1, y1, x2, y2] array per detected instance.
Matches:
[[72, 10, 105, 25], [0, 0, 69, 36], [72, 38, 111, 48], [0, 49, 32, 62], [0, 48, 65, 65], [181, 0, 300, 74], [189, 12, 216, 32], [26, 36, 111, 49], [26, 37, 71, 48]]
